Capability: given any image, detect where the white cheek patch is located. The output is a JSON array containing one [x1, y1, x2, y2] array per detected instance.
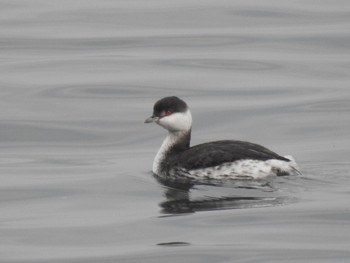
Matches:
[[158, 110, 192, 132]]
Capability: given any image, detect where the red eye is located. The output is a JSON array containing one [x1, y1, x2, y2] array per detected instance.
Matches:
[[165, 110, 172, 116]]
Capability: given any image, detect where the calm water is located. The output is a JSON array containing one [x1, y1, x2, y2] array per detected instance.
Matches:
[[1, 0, 350, 262]]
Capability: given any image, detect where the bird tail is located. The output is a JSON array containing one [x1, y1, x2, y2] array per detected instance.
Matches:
[[283, 155, 301, 175]]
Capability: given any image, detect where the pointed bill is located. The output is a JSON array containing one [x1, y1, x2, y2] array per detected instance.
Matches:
[[144, 116, 159, 123]]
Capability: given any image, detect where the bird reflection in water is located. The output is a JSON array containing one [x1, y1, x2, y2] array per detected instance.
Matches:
[[155, 176, 286, 214]]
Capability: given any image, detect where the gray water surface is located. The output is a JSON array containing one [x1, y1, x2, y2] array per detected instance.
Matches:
[[1, 1, 350, 262]]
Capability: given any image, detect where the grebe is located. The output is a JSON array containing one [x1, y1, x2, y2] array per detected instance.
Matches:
[[145, 96, 299, 182]]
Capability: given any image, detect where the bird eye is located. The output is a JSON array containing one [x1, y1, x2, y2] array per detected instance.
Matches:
[[165, 110, 172, 116]]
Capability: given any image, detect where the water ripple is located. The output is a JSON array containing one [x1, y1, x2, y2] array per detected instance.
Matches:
[[156, 178, 295, 215], [0, 121, 99, 145], [0, 35, 256, 52], [159, 58, 281, 71], [40, 84, 167, 100]]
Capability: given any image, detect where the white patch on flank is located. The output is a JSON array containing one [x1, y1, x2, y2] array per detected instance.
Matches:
[[188, 157, 299, 180]]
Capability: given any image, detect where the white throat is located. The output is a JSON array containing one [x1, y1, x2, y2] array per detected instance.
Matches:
[[152, 132, 181, 175], [152, 109, 192, 175]]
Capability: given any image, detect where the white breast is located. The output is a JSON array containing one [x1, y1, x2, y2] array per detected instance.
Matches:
[[152, 131, 188, 175]]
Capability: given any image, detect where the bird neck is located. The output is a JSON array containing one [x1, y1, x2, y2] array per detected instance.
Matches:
[[168, 129, 191, 152], [152, 129, 191, 175]]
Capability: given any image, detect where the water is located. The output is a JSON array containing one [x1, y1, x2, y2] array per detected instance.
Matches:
[[1, 0, 350, 262]]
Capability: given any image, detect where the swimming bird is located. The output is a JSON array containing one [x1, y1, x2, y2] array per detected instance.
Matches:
[[145, 96, 299, 182]]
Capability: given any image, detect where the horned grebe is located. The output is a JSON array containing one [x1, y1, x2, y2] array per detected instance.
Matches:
[[145, 96, 299, 182]]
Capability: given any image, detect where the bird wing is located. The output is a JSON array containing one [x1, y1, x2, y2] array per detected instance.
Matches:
[[169, 140, 289, 170]]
